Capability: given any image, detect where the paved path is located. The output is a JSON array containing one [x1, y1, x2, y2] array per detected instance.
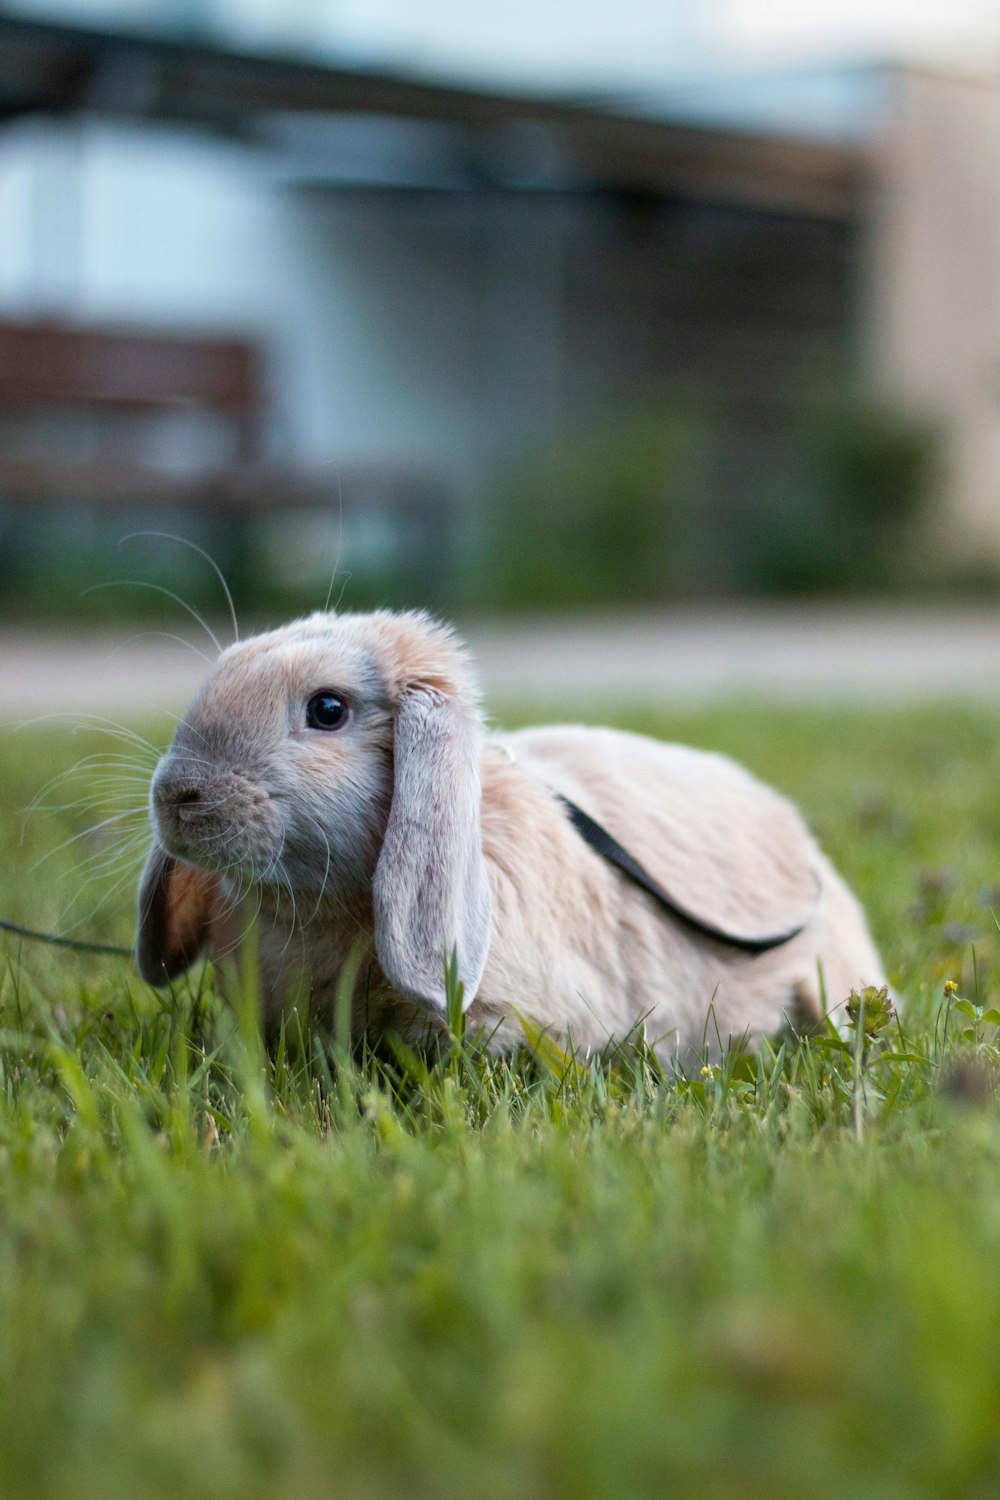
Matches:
[[2, 604, 1000, 723]]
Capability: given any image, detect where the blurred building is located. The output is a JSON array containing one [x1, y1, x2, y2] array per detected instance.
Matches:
[[0, 6, 999, 600]]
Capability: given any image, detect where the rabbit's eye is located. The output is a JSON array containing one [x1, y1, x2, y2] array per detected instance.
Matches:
[[306, 692, 348, 731]]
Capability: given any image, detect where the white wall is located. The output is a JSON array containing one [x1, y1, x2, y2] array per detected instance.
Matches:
[[0, 118, 84, 310], [717, 0, 1000, 67]]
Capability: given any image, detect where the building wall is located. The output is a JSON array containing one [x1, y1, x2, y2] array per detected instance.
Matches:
[[869, 67, 1000, 562], [0, 110, 857, 593], [0, 112, 849, 458], [0, 116, 554, 489], [5, 0, 709, 91]]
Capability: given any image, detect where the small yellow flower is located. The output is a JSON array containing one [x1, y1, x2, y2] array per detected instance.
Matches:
[[944, 980, 959, 997], [700, 1063, 718, 1080], [846, 985, 895, 1036]]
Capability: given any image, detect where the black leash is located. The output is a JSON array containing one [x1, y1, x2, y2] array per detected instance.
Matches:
[[557, 795, 816, 954], [0, 917, 132, 959]]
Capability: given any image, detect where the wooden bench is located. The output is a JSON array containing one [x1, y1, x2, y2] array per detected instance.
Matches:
[[0, 318, 450, 586]]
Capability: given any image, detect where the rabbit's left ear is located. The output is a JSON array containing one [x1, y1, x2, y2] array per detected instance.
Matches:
[[135, 842, 220, 985], [372, 688, 492, 1012]]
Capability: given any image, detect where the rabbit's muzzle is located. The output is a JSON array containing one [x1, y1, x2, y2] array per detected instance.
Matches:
[[151, 755, 282, 875]]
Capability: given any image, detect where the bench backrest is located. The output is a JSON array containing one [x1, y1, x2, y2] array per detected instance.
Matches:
[[0, 320, 264, 458]]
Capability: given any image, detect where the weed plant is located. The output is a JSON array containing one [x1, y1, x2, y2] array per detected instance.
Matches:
[[1, 704, 1000, 1498]]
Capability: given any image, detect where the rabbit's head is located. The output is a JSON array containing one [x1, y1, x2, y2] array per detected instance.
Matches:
[[136, 610, 492, 1012]]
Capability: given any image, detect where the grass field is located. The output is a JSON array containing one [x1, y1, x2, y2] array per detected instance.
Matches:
[[2, 702, 1000, 1499]]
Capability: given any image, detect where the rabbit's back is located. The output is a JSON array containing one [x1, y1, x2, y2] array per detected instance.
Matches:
[[472, 725, 885, 1058], [504, 725, 820, 941]]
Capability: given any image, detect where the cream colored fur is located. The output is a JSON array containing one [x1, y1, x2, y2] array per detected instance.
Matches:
[[136, 609, 885, 1062]]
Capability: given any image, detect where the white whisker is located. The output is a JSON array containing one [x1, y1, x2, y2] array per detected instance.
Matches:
[[118, 530, 240, 647], [29, 809, 152, 873], [82, 581, 224, 658], [104, 629, 214, 667]]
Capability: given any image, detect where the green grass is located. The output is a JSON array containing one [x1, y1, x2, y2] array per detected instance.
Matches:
[[3, 703, 1000, 1498]]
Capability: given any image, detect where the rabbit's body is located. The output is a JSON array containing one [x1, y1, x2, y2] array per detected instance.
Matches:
[[137, 610, 885, 1060], [476, 727, 882, 1055]]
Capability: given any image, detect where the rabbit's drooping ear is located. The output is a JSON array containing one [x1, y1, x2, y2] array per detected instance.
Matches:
[[135, 842, 219, 985], [372, 688, 492, 1012]]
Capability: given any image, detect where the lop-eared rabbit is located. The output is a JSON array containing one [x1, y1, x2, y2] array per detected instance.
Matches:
[[137, 610, 885, 1061]]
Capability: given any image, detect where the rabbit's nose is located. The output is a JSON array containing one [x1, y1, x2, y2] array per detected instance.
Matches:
[[155, 778, 202, 809], [150, 757, 234, 856], [152, 767, 212, 827]]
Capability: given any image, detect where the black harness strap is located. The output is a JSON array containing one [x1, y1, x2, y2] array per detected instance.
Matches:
[[556, 795, 816, 955], [0, 805, 814, 964], [0, 917, 132, 958]]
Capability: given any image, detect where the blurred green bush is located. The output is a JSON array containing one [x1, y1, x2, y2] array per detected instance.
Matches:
[[740, 395, 941, 595], [484, 389, 942, 607], [481, 394, 705, 609]]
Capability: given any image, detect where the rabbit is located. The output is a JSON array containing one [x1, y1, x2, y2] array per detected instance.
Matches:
[[136, 608, 886, 1062]]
